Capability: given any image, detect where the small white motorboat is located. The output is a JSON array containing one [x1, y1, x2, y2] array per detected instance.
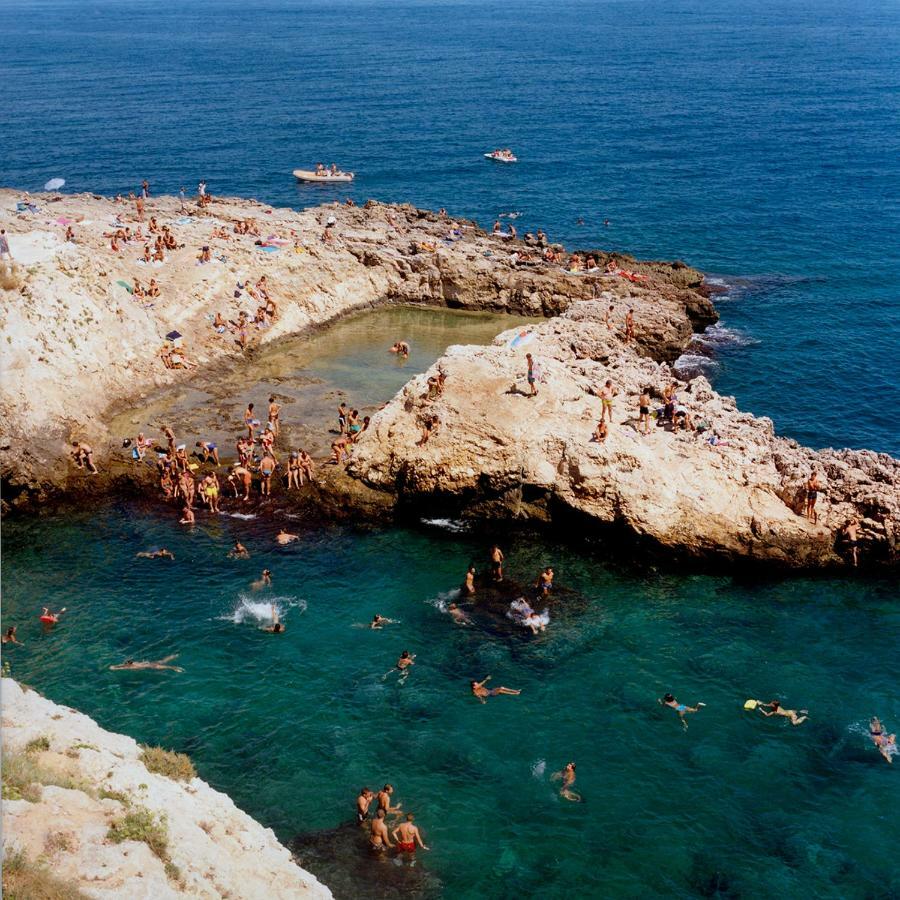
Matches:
[[293, 169, 355, 184], [484, 150, 517, 163]]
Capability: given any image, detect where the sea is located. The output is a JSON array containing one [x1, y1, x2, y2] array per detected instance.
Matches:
[[1, 1, 898, 897]]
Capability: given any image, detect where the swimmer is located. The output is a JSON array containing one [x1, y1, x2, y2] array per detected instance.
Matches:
[[371, 614, 396, 629], [447, 602, 471, 626], [39, 607, 67, 624], [524, 610, 546, 634], [392, 813, 429, 855], [396, 650, 415, 671], [179, 506, 195, 525], [758, 699, 808, 726], [2, 626, 23, 646], [551, 762, 582, 802], [370, 809, 393, 851], [390, 341, 410, 358], [377, 784, 402, 817], [869, 717, 897, 764], [261, 604, 285, 633], [471, 676, 521, 703], [462, 564, 476, 595], [250, 569, 272, 590], [357, 788, 375, 823], [659, 693, 705, 730], [136, 549, 174, 559], [110, 654, 183, 672], [276, 530, 299, 545]]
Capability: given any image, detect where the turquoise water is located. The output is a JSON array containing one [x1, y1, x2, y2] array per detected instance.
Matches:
[[3, 508, 898, 897], [1, 0, 898, 453]]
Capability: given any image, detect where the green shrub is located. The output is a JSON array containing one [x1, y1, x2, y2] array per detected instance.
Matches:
[[2, 845, 90, 899], [98, 788, 130, 806], [2, 750, 90, 803], [139, 745, 196, 782], [24, 736, 50, 754], [106, 807, 169, 860]]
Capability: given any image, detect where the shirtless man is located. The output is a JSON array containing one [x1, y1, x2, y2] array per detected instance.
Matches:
[[471, 676, 521, 703], [593, 419, 608, 443], [244, 403, 259, 440], [71, 441, 99, 474], [806, 471, 822, 523], [551, 762, 581, 802], [371, 614, 394, 629], [357, 788, 375, 824], [267, 396, 281, 436], [276, 530, 299, 546], [526, 352, 538, 397], [259, 452, 277, 497], [250, 569, 272, 590], [659, 693, 705, 730], [638, 389, 652, 435], [110, 654, 183, 672], [462, 564, 476, 595], [396, 650, 415, 672], [179, 504, 195, 525], [535, 566, 554, 597], [337, 402, 349, 435], [758, 699, 808, 726], [229, 465, 252, 501], [377, 785, 401, 817], [228, 541, 250, 559], [370, 809, 393, 851], [842, 518, 860, 567], [136, 549, 174, 559], [490, 545, 504, 582], [298, 450, 315, 483], [624, 308, 635, 342], [393, 813, 430, 855], [598, 380, 617, 424], [195, 440, 220, 466]]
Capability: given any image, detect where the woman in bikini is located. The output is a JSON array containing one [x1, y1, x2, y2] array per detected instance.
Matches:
[[758, 699, 808, 725], [659, 693, 705, 729]]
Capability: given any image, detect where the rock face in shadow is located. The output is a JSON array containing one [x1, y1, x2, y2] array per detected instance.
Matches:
[[343, 300, 899, 570], [0, 190, 712, 510]]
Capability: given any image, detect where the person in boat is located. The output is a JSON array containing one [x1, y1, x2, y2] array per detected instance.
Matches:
[[471, 676, 521, 703], [316, 163, 325, 176], [110, 654, 184, 672]]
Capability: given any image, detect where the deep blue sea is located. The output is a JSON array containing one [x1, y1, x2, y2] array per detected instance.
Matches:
[[2, 3, 899, 898]]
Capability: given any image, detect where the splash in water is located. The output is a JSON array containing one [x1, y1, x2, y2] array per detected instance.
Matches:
[[221, 594, 306, 624]]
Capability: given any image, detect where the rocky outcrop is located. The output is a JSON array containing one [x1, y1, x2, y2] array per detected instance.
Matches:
[[343, 300, 899, 569], [0, 190, 712, 510], [1, 678, 331, 899]]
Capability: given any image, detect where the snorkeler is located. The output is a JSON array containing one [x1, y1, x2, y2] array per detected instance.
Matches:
[[659, 693, 705, 730], [869, 717, 897, 764], [261, 604, 285, 633], [471, 676, 521, 703], [551, 762, 581, 802], [250, 569, 272, 590], [758, 699, 807, 726], [110, 654, 183, 672], [136, 549, 174, 559]]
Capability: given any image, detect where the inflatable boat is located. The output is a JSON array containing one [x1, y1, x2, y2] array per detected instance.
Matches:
[[293, 169, 354, 183]]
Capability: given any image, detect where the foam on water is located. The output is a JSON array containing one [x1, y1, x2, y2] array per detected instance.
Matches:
[[228, 512, 257, 520], [220, 593, 307, 624], [420, 517, 470, 533]]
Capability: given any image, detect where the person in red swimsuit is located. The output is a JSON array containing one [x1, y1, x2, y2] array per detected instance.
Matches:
[[392, 813, 429, 855]]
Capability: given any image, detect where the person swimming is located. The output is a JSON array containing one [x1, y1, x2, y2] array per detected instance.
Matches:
[[659, 693, 705, 730], [261, 604, 285, 633], [447, 602, 471, 626], [869, 717, 897, 764], [758, 699, 808, 726], [551, 762, 581, 802], [136, 548, 174, 559], [370, 614, 396, 629], [250, 569, 272, 590], [39, 607, 67, 625], [471, 676, 521, 703], [110, 654, 183, 672]]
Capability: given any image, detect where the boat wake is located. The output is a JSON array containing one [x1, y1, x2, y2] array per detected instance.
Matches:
[[220, 593, 307, 624]]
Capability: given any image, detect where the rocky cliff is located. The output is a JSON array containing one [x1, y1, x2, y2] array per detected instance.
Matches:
[[1, 678, 331, 899]]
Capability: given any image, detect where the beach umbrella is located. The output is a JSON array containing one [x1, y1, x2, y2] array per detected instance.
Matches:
[[44, 178, 65, 191]]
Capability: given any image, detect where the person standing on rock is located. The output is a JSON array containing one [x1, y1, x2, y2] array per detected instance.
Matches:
[[267, 396, 281, 436], [357, 788, 375, 824], [0, 228, 13, 273], [259, 452, 277, 497], [842, 518, 860, 567], [370, 809, 393, 851], [625, 308, 635, 342], [805, 471, 822, 524], [599, 380, 617, 425], [490, 545, 505, 582], [463, 564, 476, 595], [526, 353, 538, 396], [392, 813, 430, 856], [604, 304, 614, 331], [638, 389, 652, 435]]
